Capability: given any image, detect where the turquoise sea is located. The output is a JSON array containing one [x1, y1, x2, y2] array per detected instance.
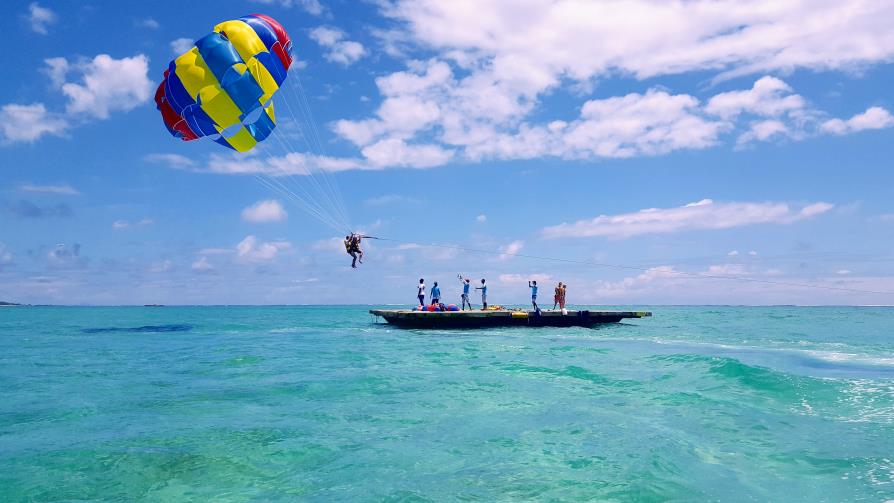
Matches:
[[1, 306, 893, 501]]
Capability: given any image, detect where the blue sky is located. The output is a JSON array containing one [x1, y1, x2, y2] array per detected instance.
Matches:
[[1, 0, 893, 305]]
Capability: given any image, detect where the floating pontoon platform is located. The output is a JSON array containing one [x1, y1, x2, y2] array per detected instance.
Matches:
[[369, 309, 651, 329]]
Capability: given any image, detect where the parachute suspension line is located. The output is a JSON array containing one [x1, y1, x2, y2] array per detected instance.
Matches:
[[373, 237, 894, 296], [286, 73, 352, 228], [263, 123, 351, 233], [251, 172, 346, 232], [286, 75, 352, 231], [266, 102, 351, 234], [252, 144, 349, 233]]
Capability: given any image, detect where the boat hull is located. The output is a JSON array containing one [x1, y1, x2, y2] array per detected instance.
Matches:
[[369, 309, 651, 329]]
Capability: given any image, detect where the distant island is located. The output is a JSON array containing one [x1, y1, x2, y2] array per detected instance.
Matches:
[[0, 301, 22, 306]]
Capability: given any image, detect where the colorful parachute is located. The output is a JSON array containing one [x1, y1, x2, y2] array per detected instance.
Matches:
[[155, 14, 293, 152]]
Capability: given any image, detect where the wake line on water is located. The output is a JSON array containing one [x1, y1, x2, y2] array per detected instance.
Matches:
[[554, 333, 894, 376]]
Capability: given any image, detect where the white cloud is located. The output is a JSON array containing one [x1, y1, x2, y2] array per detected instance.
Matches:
[[736, 119, 789, 146], [3, 53, 158, 146], [191, 256, 214, 272], [58, 54, 152, 119], [836, 269, 852, 275], [242, 200, 288, 223], [25, 2, 55, 34], [705, 76, 806, 119], [595, 266, 683, 297], [820, 107, 894, 135], [236, 235, 291, 261], [251, 0, 323, 15], [727, 250, 739, 256], [43, 57, 69, 87], [139, 18, 160, 29], [322, 2, 894, 169], [498, 240, 524, 260], [384, 1, 894, 83], [476, 214, 487, 222], [170, 38, 194, 55], [112, 218, 153, 230], [748, 250, 759, 256], [364, 194, 422, 206], [143, 153, 197, 169], [542, 198, 834, 239], [554, 90, 727, 159], [361, 139, 454, 168], [0, 103, 67, 143], [20, 183, 79, 195], [498, 273, 553, 284], [180, 151, 362, 176], [310, 27, 366, 66]]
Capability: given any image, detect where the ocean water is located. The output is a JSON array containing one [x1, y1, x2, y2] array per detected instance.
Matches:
[[1, 306, 892, 502]]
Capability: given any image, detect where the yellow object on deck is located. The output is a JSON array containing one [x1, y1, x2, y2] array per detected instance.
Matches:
[[511, 311, 528, 319]]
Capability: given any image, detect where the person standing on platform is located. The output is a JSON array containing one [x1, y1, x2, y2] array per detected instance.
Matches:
[[431, 281, 441, 306], [417, 279, 425, 307], [476, 278, 488, 310], [559, 283, 568, 311], [528, 280, 540, 312], [459, 276, 473, 310], [553, 282, 563, 310]]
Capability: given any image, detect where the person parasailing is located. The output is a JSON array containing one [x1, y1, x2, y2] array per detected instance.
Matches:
[[345, 232, 374, 268]]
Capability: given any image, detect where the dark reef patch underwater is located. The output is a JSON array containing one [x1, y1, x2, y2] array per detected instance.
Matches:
[[81, 324, 193, 334]]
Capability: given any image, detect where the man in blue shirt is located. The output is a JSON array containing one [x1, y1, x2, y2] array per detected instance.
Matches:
[[475, 278, 488, 310], [528, 280, 540, 312], [431, 281, 441, 305], [459, 276, 472, 310]]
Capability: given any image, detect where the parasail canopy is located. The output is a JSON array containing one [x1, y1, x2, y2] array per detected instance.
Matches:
[[154, 14, 293, 152]]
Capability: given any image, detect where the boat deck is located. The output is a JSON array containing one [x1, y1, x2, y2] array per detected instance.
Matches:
[[369, 309, 651, 329]]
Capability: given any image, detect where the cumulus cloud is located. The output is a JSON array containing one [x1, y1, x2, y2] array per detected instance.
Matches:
[[25, 2, 55, 34], [0, 104, 68, 143], [2, 54, 151, 145], [236, 235, 291, 261], [542, 199, 834, 239], [20, 183, 80, 195], [476, 214, 487, 223], [321, 1, 894, 168], [242, 200, 287, 223], [57, 54, 153, 119], [169, 38, 194, 55], [820, 107, 894, 135], [361, 138, 454, 168], [310, 27, 366, 66], [705, 77, 806, 120]]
